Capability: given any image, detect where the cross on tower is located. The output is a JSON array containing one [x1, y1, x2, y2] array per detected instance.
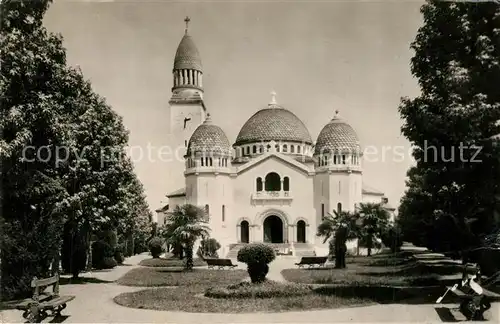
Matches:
[[184, 16, 190, 34], [270, 90, 277, 105]]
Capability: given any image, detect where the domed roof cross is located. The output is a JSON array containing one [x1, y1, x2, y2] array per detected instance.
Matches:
[[184, 16, 190, 34], [269, 90, 277, 105]]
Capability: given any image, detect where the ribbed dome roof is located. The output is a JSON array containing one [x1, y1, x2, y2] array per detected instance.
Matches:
[[174, 34, 202, 71], [234, 105, 313, 146], [314, 113, 360, 155], [187, 114, 231, 156]]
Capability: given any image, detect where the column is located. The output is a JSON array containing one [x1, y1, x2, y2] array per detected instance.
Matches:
[[189, 70, 193, 85], [180, 70, 184, 85], [199, 73, 203, 87], [183, 70, 188, 85], [194, 70, 198, 87], [236, 224, 241, 243], [288, 225, 295, 243]]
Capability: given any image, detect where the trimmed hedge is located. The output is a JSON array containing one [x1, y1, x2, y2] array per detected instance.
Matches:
[[237, 243, 276, 283], [139, 257, 206, 268], [148, 237, 163, 258], [204, 280, 313, 299]]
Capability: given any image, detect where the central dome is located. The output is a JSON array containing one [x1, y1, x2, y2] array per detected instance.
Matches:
[[234, 105, 313, 146]]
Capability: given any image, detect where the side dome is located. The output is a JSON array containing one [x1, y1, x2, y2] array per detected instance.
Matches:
[[187, 114, 231, 156], [314, 113, 360, 155], [174, 34, 202, 71], [234, 105, 313, 146]]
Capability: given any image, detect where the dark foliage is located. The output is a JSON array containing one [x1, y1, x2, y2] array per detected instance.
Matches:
[[91, 240, 116, 270], [148, 237, 163, 258], [237, 243, 276, 283], [197, 238, 221, 259]]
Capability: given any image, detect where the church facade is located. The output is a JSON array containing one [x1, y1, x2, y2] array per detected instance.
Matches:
[[158, 18, 393, 257]]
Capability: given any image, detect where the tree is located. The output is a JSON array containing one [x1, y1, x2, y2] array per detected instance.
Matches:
[[162, 204, 210, 270], [0, 0, 75, 299], [398, 1, 500, 254], [355, 203, 390, 256], [317, 210, 359, 268]]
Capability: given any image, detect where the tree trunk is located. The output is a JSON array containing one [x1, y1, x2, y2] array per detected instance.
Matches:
[[184, 242, 194, 270]]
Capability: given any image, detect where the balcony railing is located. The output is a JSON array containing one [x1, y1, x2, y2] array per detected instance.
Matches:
[[252, 191, 292, 200]]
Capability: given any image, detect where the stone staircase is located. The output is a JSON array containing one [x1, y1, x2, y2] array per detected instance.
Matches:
[[293, 243, 316, 257], [226, 243, 296, 258], [226, 243, 316, 258]]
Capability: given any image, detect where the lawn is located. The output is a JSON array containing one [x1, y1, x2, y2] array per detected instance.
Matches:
[[139, 257, 206, 268], [114, 266, 373, 312], [113, 284, 373, 313], [282, 251, 463, 287], [116, 267, 247, 287]]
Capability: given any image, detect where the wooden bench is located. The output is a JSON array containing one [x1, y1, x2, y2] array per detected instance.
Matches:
[[295, 256, 328, 268], [15, 274, 75, 323], [206, 258, 238, 269]]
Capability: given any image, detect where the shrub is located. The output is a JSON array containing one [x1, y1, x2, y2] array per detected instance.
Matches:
[[197, 238, 221, 259], [102, 257, 118, 269], [92, 240, 115, 269], [148, 237, 164, 258], [204, 280, 313, 299], [237, 243, 275, 283], [114, 244, 125, 265], [381, 225, 403, 253]]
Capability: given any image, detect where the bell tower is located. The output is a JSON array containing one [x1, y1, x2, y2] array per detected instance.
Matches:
[[168, 16, 206, 192]]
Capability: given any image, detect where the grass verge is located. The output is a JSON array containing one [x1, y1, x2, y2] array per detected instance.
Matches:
[[116, 267, 247, 287]]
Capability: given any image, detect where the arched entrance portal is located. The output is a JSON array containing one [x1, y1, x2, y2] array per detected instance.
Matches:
[[240, 221, 249, 243], [263, 215, 284, 243], [297, 220, 306, 243]]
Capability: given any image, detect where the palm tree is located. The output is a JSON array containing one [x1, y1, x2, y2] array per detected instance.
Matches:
[[163, 204, 210, 270], [317, 210, 359, 268], [355, 203, 390, 256]]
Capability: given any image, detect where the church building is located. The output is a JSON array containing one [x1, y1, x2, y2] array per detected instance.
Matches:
[[158, 18, 394, 257]]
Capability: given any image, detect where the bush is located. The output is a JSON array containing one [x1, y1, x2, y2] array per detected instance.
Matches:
[[114, 244, 125, 265], [204, 280, 313, 299], [381, 225, 403, 253], [148, 237, 164, 258], [197, 238, 221, 259], [102, 257, 118, 269], [92, 240, 115, 269], [237, 243, 275, 283], [61, 222, 89, 277]]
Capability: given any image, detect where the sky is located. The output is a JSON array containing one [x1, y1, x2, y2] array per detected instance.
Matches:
[[44, 0, 424, 213]]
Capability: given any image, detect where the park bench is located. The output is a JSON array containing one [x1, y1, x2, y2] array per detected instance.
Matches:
[[15, 274, 75, 323], [206, 258, 238, 270], [295, 256, 328, 268]]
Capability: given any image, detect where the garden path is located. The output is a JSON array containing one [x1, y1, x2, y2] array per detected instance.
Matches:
[[1, 253, 499, 323]]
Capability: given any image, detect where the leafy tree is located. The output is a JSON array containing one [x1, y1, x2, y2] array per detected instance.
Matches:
[[0, 0, 153, 296], [0, 0, 75, 299], [398, 1, 500, 254], [317, 210, 359, 268], [355, 203, 390, 256], [162, 204, 210, 270]]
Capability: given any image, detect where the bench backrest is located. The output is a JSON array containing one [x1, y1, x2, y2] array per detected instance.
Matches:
[[31, 274, 60, 300], [301, 256, 328, 264], [206, 258, 233, 266]]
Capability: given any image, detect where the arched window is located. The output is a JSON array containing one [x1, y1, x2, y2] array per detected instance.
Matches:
[[264, 172, 281, 191], [209, 158, 213, 166], [259, 146, 264, 153], [333, 155, 338, 164], [321, 203, 325, 220], [245, 147, 249, 155], [291, 145, 295, 153], [201, 158, 205, 167], [297, 146, 301, 154], [205, 204, 210, 220], [337, 202, 342, 214], [275, 144, 280, 152], [253, 145, 257, 154], [283, 177, 290, 191], [256, 177, 263, 191], [222, 205, 225, 222], [283, 144, 288, 153], [297, 220, 306, 243], [342, 155, 346, 164], [266, 144, 271, 152]]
